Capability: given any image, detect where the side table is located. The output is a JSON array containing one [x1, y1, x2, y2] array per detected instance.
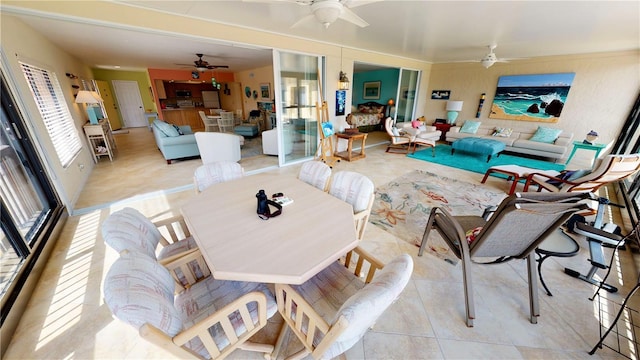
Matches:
[[434, 123, 452, 142], [565, 141, 606, 167], [335, 132, 367, 162], [83, 118, 116, 163]]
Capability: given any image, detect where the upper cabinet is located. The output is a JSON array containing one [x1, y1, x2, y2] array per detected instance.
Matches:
[[155, 79, 167, 99]]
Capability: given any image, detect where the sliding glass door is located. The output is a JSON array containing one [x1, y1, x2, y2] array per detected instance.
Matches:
[[395, 68, 420, 122], [274, 51, 323, 166]]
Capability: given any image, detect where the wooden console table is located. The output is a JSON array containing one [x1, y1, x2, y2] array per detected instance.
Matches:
[[83, 119, 116, 163], [335, 132, 367, 162]]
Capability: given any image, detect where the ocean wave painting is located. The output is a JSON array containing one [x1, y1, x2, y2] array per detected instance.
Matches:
[[489, 73, 575, 122]]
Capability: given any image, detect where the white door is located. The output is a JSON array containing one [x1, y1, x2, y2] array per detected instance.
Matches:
[[112, 80, 147, 128]]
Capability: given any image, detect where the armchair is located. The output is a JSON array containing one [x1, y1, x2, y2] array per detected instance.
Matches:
[[195, 132, 242, 164], [384, 117, 413, 154], [418, 192, 590, 327], [199, 111, 219, 132], [104, 251, 277, 360], [273, 247, 412, 360], [152, 120, 200, 164], [193, 161, 244, 193]]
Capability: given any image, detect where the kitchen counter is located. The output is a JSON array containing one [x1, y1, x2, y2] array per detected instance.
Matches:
[[161, 108, 214, 131]]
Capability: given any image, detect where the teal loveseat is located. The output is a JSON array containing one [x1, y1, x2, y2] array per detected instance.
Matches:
[[152, 120, 200, 164]]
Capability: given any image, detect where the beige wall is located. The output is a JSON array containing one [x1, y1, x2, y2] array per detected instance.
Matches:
[[1, 14, 96, 209], [235, 65, 275, 114], [425, 51, 639, 150]]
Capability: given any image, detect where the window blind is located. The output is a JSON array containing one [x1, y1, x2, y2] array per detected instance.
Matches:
[[19, 62, 82, 168]]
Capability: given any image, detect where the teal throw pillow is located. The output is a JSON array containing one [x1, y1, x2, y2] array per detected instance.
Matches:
[[530, 126, 562, 143], [460, 121, 481, 134], [154, 120, 180, 137]]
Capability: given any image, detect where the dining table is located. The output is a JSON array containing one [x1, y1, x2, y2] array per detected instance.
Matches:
[[181, 173, 358, 285]]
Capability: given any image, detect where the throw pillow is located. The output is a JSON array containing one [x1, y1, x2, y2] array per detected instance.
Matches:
[[493, 127, 513, 137], [172, 124, 184, 135], [459, 120, 481, 134], [530, 126, 562, 143], [154, 120, 180, 137], [411, 120, 421, 128]]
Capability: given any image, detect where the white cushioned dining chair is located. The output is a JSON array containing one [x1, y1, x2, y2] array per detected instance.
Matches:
[[329, 171, 375, 241], [102, 207, 209, 289], [194, 161, 244, 193], [103, 251, 277, 360], [298, 160, 332, 191], [273, 248, 413, 360]]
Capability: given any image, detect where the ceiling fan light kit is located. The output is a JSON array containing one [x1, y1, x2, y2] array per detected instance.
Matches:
[[312, 1, 342, 28]]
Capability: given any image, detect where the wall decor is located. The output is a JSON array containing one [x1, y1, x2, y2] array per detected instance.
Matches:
[[253, 90, 258, 100], [431, 90, 450, 100], [245, 86, 251, 98], [489, 73, 575, 122], [260, 83, 271, 100], [476, 93, 486, 118], [363, 81, 381, 100], [336, 90, 346, 116]]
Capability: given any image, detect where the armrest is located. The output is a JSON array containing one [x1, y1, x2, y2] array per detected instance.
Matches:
[[159, 248, 211, 290], [153, 215, 191, 247], [170, 291, 271, 357], [523, 172, 580, 191], [343, 246, 385, 284]]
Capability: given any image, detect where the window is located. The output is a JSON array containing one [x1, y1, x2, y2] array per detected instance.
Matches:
[[19, 62, 82, 168]]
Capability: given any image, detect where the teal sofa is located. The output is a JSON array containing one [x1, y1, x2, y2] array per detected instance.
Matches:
[[152, 120, 200, 164]]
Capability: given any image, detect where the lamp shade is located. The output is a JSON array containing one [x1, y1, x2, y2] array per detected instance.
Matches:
[[446, 101, 463, 112], [75, 90, 102, 104]]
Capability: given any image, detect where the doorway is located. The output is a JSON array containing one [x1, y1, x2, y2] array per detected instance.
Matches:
[[112, 80, 147, 128]]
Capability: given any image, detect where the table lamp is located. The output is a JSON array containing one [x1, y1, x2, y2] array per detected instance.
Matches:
[[75, 90, 103, 124], [446, 101, 463, 125], [387, 98, 395, 117]]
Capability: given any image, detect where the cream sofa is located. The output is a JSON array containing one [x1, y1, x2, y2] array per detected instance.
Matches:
[[446, 124, 573, 161]]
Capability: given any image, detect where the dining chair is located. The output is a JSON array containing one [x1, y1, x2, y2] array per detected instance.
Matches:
[[193, 161, 244, 193], [199, 110, 219, 132], [384, 117, 414, 154], [103, 251, 277, 360], [217, 111, 235, 133], [298, 160, 332, 191], [273, 248, 413, 360], [102, 207, 210, 289], [329, 171, 375, 241], [195, 132, 242, 164], [417, 192, 591, 327], [523, 153, 640, 193]]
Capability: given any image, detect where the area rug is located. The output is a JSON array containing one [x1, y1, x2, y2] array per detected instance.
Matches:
[[408, 144, 565, 178], [369, 170, 506, 264]]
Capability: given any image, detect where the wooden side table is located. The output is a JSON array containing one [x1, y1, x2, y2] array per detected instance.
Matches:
[[434, 123, 452, 141], [335, 132, 367, 162], [83, 119, 116, 163]]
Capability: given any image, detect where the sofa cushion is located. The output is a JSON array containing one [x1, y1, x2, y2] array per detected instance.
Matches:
[[460, 120, 481, 134], [160, 133, 197, 146], [154, 120, 180, 137], [530, 126, 562, 143], [512, 139, 567, 154]]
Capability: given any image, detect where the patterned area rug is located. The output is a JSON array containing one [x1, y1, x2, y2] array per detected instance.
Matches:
[[369, 170, 506, 263]]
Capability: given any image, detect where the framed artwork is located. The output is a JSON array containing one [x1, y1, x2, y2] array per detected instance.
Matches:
[[431, 90, 450, 100], [489, 73, 575, 122], [260, 83, 271, 100], [336, 90, 346, 116], [363, 81, 381, 100]]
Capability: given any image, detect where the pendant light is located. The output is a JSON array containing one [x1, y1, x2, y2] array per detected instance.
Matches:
[[338, 47, 350, 90]]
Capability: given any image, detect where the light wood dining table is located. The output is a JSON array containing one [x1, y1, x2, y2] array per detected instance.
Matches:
[[181, 173, 358, 285]]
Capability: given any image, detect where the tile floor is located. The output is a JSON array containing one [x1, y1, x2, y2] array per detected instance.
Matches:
[[3, 127, 636, 359]]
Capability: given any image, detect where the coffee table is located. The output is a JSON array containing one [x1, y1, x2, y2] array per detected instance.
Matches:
[[181, 173, 358, 285], [451, 137, 505, 162]]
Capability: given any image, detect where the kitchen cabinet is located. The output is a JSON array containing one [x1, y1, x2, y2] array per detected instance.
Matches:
[[155, 79, 167, 99], [161, 108, 206, 131]]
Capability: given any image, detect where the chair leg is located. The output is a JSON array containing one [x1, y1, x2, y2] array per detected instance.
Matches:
[[527, 253, 540, 324], [461, 253, 475, 327], [418, 209, 438, 257]]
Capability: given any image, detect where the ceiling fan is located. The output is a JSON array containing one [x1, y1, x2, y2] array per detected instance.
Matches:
[[176, 54, 229, 72], [459, 44, 521, 69], [246, 0, 381, 28]]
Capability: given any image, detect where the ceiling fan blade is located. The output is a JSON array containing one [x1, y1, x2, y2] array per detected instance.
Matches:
[[290, 13, 316, 28], [208, 65, 230, 69], [339, 6, 369, 27], [343, 0, 383, 9]]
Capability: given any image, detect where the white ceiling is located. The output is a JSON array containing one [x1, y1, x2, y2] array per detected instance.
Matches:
[[4, 1, 639, 73]]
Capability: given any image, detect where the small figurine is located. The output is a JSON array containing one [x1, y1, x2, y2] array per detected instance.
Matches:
[[583, 130, 598, 145]]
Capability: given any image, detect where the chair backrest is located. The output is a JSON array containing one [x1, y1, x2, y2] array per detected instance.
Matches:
[[317, 254, 413, 359], [384, 117, 394, 136], [329, 171, 375, 213], [470, 195, 590, 259], [217, 112, 235, 133], [102, 207, 162, 258], [194, 161, 244, 193], [298, 160, 332, 191], [195, 132, 242, 164], [564, 154, 640, 192]]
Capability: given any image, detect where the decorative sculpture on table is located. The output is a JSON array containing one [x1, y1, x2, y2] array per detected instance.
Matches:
[[584, 130, 598, 145]]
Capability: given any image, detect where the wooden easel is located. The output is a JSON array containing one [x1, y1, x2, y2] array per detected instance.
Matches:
[[315, 101, 339, 167]]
